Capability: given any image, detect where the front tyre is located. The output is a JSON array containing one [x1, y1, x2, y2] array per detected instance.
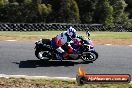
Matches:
[[81, 51, 98, 62], [35, 49, 51, 61]]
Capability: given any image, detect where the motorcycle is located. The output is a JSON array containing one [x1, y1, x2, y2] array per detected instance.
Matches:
[[34, 32, 98, 62]]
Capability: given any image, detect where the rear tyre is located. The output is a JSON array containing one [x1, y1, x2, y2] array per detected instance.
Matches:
[[35, 49, 51, 61]]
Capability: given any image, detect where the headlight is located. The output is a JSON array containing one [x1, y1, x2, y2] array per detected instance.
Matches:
[[35, 40, 41, 44], [35, 39, 43, 44]]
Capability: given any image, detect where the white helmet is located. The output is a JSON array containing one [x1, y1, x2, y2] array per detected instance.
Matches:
[[67, 26, 76, 38]]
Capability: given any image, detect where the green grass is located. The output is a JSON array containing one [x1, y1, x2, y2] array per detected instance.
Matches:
[[79, 31, 132, 39], [0, 77, 132, 88], [0, 31, 132, 39]]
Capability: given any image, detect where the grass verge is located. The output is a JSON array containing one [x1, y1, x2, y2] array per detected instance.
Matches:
[[0, 77, 132, 88], [0, 31, 132, 39], [0, 31, 132, 45]]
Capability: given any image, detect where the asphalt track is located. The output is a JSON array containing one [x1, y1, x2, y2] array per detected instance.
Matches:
[[0, 41, 132, 78]]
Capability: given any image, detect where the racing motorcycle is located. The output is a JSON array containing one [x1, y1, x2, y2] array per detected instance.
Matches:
[[34, 32, 98, 62]]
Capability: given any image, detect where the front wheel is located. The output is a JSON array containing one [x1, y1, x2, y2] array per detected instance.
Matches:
[[35, 49, 51, 61], [81, 51, 98, 62]]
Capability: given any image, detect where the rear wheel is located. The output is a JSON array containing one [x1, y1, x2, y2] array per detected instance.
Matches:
[[35, 49, 51, 61], [81, 51, 98, 62]]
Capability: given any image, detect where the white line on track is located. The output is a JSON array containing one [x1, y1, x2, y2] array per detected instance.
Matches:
[[105, 44, 112, 46], [104, 44, 132, 47], [130, 81, 132, 84], [5, 40, 17, 42], [0, 74, 75, 80], [128, 45, 132, 47]]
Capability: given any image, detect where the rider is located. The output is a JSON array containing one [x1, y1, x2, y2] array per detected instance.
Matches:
[[51, 26, 77, 60]]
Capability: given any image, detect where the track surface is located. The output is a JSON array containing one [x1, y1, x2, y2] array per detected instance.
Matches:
[[0, 41, 132, 78]]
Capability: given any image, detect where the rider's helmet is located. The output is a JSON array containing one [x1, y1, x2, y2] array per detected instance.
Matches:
[[67, 26, 76, 39]]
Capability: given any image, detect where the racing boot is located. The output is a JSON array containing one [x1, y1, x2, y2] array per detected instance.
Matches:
[[55, 52, 63, 60], [55, 47, 64, 60]]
